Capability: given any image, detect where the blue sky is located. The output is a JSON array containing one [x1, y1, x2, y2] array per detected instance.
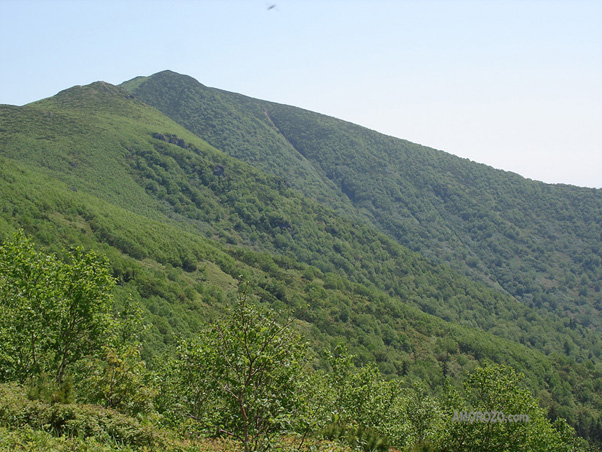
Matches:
[[1, 0, 601, 187]]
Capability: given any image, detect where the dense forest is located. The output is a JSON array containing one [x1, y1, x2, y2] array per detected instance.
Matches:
[[125, 71, 602, 334], [0, 72, 601, 450]]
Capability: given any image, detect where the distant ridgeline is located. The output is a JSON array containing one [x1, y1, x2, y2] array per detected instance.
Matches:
[[0, 71, 600, 448]]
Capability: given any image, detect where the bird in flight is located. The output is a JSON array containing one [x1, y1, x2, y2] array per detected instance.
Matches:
[[267, 4, 277, 10]]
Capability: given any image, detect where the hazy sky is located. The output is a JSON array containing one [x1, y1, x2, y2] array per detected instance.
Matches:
[[1, 0, 601, 188]]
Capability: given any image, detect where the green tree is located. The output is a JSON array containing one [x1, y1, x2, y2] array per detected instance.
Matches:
[[174, 282, 306, 452], [80, 343, 157, 416], [76, 295, 157, 416], [317, 345, 412, 451], [0, 231, 115, 384], [440, 363, 582, 451], [403, 381, 444, 448]]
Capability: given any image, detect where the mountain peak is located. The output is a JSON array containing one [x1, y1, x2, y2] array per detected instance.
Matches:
[[32, 80, 142, 113], [56, 81, 125, 100], [121, 70, 208, 95]]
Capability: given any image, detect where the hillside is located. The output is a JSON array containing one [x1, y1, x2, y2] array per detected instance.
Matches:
[[123, 70, 602, 336], [0, 76, 601, 446], [2, 81, 600, 364]]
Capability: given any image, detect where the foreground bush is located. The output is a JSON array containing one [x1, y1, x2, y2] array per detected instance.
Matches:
[[437, 364, 585, 451], [171, 283, 307, 452], [0, 383, 161, 448], [0, 232, 115, 384]]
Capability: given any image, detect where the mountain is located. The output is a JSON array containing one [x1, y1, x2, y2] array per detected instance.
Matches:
[[123, 70, 602, 334], [1, 74, 601, 442]]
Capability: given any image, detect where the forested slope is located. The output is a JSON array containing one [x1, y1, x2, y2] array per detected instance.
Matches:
[[0, 77, 601, 446], [2, 82, 600, 366], [123, 70, 602, 335]]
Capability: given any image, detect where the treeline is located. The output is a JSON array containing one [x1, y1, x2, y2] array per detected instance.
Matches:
[[0, 233, 591, 451]]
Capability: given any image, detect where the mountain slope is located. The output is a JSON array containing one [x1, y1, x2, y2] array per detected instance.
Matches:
[[1, 142, 600, 431], [1, 78, 602, 438], [123, 70, 602, 334], [121, 73, 355, 215], [2, 83, 599, 365]]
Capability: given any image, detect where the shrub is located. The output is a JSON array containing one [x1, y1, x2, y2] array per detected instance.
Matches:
[[0, 383, 161, 448]]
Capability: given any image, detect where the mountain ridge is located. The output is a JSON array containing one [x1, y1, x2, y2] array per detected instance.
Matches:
[[122, 70, 602, 333], [1, 76, 593, 363], [1, 73, 601, 443]]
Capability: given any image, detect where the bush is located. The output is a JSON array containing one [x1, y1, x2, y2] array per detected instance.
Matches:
[[0, 231, 115, 384], [0, 383, 161, 448], [171, 283, 307, 452], [78, 345, 157, 416], [439, 363, 582, 451]]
